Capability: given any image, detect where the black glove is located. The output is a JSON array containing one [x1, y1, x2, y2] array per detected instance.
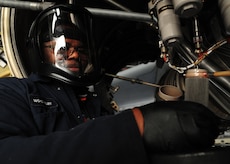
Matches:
[[140, 101, 219, 153]]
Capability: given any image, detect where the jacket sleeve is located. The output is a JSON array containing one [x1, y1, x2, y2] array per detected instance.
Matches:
[[0, 83, 149, 164]]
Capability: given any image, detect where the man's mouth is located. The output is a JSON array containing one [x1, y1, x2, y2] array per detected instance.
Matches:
[[65, 61, 80, 72]]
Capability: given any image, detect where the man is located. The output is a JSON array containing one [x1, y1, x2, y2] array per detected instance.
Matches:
[[0, 4, 219, 164]]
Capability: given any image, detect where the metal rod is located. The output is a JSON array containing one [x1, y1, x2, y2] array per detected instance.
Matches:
[[211, 70, 230, 77], [87, 7, 152, 23], [0, 0, 153, 23], [0, 0, 54, 10], [105, 73, 161, 88]]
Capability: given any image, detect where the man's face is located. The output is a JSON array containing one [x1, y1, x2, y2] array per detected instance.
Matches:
[[43, 37, 89, 74]]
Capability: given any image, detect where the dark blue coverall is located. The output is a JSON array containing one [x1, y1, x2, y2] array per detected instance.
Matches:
[[0, 73, 148, 164]]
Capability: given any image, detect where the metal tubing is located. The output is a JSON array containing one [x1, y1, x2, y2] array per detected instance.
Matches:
[[87, 7, 153, 23], [0, 0, 54, 10], [0, 0, 153, 23]]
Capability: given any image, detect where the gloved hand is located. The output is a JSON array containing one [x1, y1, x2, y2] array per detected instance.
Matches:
[[140, 101, 219, 153]]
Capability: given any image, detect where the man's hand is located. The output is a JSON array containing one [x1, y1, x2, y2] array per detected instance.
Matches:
[[133, 101, 219, 153]]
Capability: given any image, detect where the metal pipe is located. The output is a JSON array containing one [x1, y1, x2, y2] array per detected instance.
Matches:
[[87, 7, 153, 23], [0, 0, 153, 23], [0, 0, 54, 10]]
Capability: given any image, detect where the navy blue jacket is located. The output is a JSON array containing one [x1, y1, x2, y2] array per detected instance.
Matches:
[[0, 74, 148, 164]]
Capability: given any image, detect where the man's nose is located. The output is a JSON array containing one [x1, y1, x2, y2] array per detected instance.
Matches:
[[67, 48, 79, 59]]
